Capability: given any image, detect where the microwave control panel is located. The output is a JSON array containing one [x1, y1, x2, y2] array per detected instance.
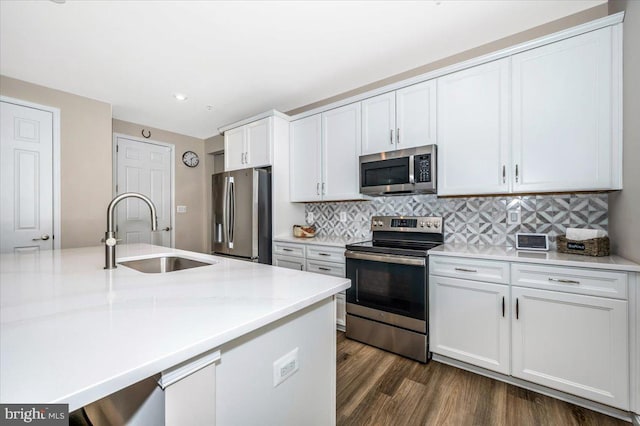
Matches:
[[415, 154, 431, 183]]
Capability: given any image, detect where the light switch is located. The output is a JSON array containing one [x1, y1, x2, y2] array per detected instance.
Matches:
[[177, 205, 187, 213]]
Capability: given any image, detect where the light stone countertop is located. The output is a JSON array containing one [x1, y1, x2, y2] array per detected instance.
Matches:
[[429, 244, 640, 272], [273, 234, 365, 248], [0, 244, 350, 410]]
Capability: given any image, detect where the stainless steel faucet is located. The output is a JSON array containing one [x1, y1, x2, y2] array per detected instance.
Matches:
[[104, 192, 158, 269]]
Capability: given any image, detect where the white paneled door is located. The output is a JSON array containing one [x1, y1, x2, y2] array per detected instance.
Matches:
[[0, 101, 54, 253], [115, 136, 172, 247]]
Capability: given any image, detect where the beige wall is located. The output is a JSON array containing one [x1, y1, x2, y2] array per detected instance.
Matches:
[[113, 119, 207, 253], [608, 0, 640, 263], [0, 75, 112, 249]]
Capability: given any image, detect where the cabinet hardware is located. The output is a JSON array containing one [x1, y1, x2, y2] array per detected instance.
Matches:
[[322, 182, 325, 195], [502, 296, 505, 317], [548, 277, 580, 285], [515, 164, 519, 183], [502, 165, 506, 184], [283, 248, 293, 252], [316, 182, 320, 195], [318, 267, 331, 271], [319, 253, 330, 256], [516, 298, 519, 319], [397, 128, 400, 144], [454, 267, 477, 273], [300, 264, 303, 271], [390, 129, 394, 145]]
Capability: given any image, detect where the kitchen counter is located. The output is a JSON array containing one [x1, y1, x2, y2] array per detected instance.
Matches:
[[273, 234, 362, 248], [429, 243, 640, 272], [0, 244, 350, 411]]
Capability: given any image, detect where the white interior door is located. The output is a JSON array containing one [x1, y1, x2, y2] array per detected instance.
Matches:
[[0, 101, 54, 253], [115, 136, 172, 247]]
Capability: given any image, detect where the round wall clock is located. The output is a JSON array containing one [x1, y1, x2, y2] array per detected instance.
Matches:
[[182, 151, 199, 168]]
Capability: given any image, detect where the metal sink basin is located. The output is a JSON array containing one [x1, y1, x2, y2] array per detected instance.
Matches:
[[119, 256, 213, 273]]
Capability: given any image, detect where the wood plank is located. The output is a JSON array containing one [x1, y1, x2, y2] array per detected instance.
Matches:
[[336, 332, 627, 426]]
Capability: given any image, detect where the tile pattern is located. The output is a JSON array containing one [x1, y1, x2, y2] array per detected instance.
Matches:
[[305, 193, 608, 248]]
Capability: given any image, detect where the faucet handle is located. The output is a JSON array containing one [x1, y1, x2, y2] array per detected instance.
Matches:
[[100, 237, 122, 244]]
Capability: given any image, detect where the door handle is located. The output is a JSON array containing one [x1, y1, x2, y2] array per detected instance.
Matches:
[[162, 227, 171, 232], [516, 298, 519, 320], [32, 234, 50, 241], [502, 296, 505, 317]]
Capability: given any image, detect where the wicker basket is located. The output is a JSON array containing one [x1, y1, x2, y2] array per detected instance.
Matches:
[[556, 235, 610, 257]]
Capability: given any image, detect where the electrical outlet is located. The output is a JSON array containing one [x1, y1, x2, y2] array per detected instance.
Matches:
[[177, 205, 187, 213], [273, 348, 299, 387], [339, 212, 347, 222], [507, 210, 521, 225], [306, 212, 314, 224]]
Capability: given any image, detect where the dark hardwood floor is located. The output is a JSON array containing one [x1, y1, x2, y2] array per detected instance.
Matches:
[[336, 331, 628, 426]]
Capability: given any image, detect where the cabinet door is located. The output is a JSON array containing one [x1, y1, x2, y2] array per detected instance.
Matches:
[[361, 92, 395, 155], [322, 103, 361, 201], [437, 58, 510, 196], [224, 126, 245, 171], [430, 275, 510, 374], [290, 115, 322, 202], [512, 27, 617, 192], [396, 80, 436, 150], [245, 117, 271, 168], [511, 286, 629, 409]]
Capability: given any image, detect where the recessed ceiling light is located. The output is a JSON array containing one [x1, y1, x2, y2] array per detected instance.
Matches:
[[173, 93, 188, 101], [50, 0, 66, 3]]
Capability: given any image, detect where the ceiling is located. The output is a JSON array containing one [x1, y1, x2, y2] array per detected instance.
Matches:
[[0, 0, 607, 139]]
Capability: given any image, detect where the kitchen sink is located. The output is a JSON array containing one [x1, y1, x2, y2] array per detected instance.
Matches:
[[119, 256, 214, 273]]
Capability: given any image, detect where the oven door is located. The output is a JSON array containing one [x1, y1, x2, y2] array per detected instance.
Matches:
[[345, 250, 427, 333]]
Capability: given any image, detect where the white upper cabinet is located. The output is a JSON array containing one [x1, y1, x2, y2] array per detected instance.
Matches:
[[437, 58, 510, 196], [437, 26, 621, 196], [224, 117, 272, 171], [361, 80, 436, 156], [322, 103, 362, 201], [290, 115, 322, 202], [361, 92, 395, 155], [512, 26, 621, 192], [290, 103, 364, 202]]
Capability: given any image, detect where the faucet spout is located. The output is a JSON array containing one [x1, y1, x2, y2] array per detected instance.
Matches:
[[105, 192, 158, 269]]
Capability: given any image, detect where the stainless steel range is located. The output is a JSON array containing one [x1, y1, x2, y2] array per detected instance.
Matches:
[[345, 216, 444, 363]]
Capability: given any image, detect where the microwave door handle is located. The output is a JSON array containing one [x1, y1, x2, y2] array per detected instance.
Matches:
[[409, 155, 415, 184]]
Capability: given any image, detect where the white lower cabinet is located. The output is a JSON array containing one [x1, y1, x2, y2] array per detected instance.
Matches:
[[273, 240, 347, 329], [430, 275, 509, 374], [430, 254, 632, 411], [511, 286, 629, 409]]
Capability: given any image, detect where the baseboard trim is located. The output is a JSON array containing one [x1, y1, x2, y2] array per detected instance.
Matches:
[[432, 354, 633, 423]]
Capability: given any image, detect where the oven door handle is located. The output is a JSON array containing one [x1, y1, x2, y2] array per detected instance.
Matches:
[[345, 250, 426, 267]]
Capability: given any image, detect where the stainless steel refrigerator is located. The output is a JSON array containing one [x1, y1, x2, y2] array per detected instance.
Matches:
[[212, 168, 272, 264]]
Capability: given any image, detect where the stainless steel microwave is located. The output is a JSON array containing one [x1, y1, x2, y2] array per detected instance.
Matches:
[[359, 145, 437, 196]]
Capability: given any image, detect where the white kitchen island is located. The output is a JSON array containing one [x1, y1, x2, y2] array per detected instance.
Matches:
[[0, 244, 350, 425]]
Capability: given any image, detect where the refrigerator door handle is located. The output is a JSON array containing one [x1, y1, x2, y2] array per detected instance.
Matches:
[[221, 176, 228, 245], [228, 177, 235, 249]]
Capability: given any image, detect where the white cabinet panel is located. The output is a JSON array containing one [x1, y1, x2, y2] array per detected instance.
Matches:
[[430, 275, 510, 374], [336, 292, 346, 329], [511, 286, 629, 409], [512, 26, 618, 192], [437, 58, 510, 196], [290, 115, 322, 202], [361, 92, 395, 155], [322, 103, 361, 201], [224, 117, 273, 172], [224, 126, 245, 171], [246, 117, 271, 168], [396, 80, 436, 150]]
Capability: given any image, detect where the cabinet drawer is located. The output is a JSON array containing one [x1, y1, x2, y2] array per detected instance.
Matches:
[[306, 259, 345, 277], [273, 254, 305, 271], [511, 263, 627, 299], [273, 242, 305, 258], [429, 256, 509, 284], [306, 245, 345, 264]]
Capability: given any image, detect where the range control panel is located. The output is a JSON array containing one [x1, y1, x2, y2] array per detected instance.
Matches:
[[370, 216, 443, 233]]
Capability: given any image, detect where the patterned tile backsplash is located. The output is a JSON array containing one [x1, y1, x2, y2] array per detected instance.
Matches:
[[305, 193, 608, 248]]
